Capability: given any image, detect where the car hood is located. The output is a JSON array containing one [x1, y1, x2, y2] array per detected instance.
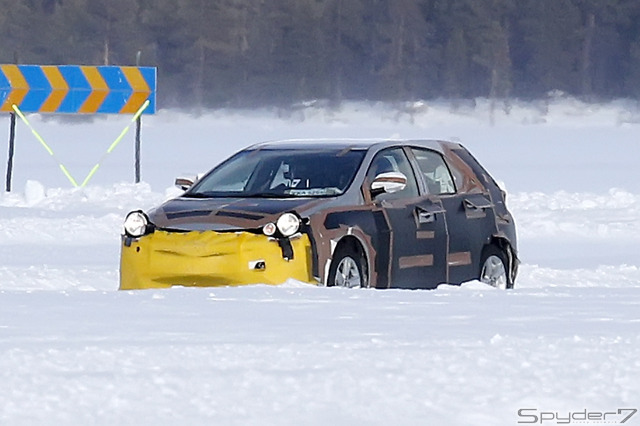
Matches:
[[148, 196, 325, 232]]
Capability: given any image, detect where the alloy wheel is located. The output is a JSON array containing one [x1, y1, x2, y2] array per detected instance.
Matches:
[[480, 255, 508, 289], [334, 256, 362, 288]]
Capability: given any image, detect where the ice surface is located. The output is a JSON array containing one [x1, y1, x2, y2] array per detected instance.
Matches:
[[1, 98, 639, 425]]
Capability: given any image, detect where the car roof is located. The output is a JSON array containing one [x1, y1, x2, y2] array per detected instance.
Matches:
[[247, 138, 464, 153]]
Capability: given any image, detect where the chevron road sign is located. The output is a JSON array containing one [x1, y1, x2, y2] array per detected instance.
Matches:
[[0, 65, 156, 114], [3, 64, 157, 192]]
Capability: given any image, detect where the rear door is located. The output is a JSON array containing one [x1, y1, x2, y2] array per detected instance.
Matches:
[[409, 147, 496, 284]]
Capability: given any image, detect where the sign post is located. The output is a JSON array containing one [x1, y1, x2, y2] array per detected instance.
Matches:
[[135, 115, 141, 184], [5, 112, 15, 192]]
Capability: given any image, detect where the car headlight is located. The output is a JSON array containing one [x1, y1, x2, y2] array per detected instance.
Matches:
[[276, 213, 300, 237], [123, 210, 149, 238], [263, 222, 277, 236]]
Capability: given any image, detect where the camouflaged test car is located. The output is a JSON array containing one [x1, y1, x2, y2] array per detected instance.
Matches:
[[120, 139, 518, 290]]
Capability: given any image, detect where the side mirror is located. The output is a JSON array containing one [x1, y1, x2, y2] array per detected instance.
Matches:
[[175, 173, 205, 191], [371, 172, 407, 196], [175, 176, 195, 191]]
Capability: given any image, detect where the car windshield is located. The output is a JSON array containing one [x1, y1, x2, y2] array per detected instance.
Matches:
[[186, 148, 366, 198]]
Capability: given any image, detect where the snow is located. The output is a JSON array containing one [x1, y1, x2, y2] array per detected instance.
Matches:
[[1, 98, 640, 425]]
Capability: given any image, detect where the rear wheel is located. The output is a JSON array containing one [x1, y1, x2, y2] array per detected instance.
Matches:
[[328, 244, 367, 288], [479, 245, 512, 289]]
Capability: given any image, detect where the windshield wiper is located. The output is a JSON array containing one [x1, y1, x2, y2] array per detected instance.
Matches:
[[183, 191, 306, 199], [181, 192, 223, 198], [244, 192, 298, 198], [182, 193, 209, 198]]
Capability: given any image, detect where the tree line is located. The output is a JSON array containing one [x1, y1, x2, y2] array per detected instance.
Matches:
[[1, 0, 640, 109]]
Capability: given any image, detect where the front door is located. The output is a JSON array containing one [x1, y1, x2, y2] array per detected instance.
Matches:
[[366, 148, 448, 289]]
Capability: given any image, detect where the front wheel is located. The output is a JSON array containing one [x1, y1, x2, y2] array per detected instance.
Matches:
[[328, 245, 367, 288], [479, 245, 513, 289]]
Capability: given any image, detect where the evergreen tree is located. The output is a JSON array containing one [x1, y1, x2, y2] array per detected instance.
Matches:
[[2, 0, 640, 106], [514, 0, 582, 97]]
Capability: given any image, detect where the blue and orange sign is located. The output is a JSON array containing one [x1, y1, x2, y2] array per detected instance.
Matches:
[[0, 65, 156, 114]]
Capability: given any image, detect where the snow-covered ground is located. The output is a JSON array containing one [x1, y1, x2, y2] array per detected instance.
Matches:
[[1, 98, 639, 425]]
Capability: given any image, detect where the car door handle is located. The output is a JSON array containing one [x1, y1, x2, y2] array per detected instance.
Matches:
[[464, 199, 490, 211], [418, 211, 435, 223], [416, 207, 442, 224]]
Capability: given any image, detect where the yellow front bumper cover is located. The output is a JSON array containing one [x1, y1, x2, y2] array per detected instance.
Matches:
[[119, 230, 315, 290]]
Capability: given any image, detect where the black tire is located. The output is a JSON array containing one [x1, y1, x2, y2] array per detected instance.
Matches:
[[327, 243, 368, 288], [479, 245, 513, 289]]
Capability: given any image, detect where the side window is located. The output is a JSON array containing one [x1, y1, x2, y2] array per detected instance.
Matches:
[[366, 148, 419, 200], [411, 148, 457, 195]]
